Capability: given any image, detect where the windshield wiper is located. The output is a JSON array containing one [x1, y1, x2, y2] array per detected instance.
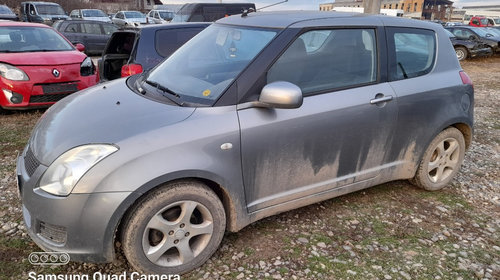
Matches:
[[144, 80, 183, 106]]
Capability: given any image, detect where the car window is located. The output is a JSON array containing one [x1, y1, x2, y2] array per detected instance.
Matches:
[[102, 24, 118, 35], [64, 23, 79, 33], [154, 28, 205, 58], [267, 29, 377, 95], [387, 27, 436, 81], [82, 23, 103, 35], [0, 26, 73, 52]]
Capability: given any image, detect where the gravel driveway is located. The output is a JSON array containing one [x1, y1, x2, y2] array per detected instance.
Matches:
[[0, 57, 498, 280]]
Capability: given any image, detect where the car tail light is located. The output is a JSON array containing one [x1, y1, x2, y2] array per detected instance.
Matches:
[[459, 71, 473, 88], [121, 64, 143, 77]]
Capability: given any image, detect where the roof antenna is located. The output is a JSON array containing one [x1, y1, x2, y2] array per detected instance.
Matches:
[[241, 7, 255, 17], [257, 0, 288, 11]]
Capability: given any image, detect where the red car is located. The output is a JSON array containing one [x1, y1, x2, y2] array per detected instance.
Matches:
[[0, 21, 97, 112]]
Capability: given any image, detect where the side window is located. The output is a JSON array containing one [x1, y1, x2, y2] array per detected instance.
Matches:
[[387, 27, 436, 81], [155, 28, 204, 57], [29, 4, 36, 15], [64, 23, 79, 33], [103, 24, 118, 35], [82, 23, 103, 35], [267, 29, 377, 95]]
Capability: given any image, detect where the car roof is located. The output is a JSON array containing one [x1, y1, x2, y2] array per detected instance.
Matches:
[[62, 19, 112, 24], [21, 1, 60, 5], [119, 22, 210, 32], [216, 10, 435, 29], [0, 21, 50, 28]]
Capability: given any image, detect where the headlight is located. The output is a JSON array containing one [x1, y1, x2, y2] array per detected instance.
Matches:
[[39, 144, 118, 196], [80, 57, 95, 77], [0, 63, 29, 81]]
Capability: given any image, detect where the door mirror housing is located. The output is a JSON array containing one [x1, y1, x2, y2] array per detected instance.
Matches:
[[75, 43, 85, 52], [258, 81, 303, 109]]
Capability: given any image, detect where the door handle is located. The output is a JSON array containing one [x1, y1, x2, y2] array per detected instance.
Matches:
[[370, 94, 393, 105]]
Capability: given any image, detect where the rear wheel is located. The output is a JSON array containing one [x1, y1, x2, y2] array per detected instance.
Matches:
[[122, 180, 226, 275], [455, 46, 468, 61], [411, 127, 465, 191]]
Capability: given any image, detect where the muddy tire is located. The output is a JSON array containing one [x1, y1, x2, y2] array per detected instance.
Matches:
[[122, 180, 226, 275], [455, 46, 468, 61], [411, 127, 465, 191]]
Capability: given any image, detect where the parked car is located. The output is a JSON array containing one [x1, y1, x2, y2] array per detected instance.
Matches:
[[18, 11, 473, 276], [98, 22, 209, 81], [444, 29, 492, 60], [0, 21, 97, 113], [146, 9, 174, 24], [0, 5, 19, 21], [69, 9, 111, 23], [172, 3, 256, 22], [53, 19, 118, 55], [469, 16, 494, 27], [112, 11, 147, 27], [446, 26, 500, 53], [20, 1, 69, 25]]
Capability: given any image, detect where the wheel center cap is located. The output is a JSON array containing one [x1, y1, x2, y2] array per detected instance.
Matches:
[[175, 229, 186, 239]]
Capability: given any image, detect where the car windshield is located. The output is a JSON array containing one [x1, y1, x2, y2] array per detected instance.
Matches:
[[145, 24, 277, 106], [0, 5, 14, 15], [0, 26, 74, 52], [480, 18, 490, 25], [83, 9, 107, 17], [36, 4, 65, 15], [159, 11, 174, 19], [495, 18, 500, 24], [124, 11, 145, 18]]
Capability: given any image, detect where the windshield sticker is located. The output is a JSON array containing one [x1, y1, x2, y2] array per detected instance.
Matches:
[[202, 89, 211, 97]]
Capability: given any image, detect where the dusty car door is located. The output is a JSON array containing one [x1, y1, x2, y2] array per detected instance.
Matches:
[[238, 28, 398, 212]]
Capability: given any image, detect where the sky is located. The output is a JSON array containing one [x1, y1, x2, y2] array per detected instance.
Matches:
[[163, 0, 500, 10]]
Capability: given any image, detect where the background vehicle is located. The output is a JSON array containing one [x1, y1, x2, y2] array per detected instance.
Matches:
[[146, 9, 174, 24], [444, 29, 492, 60], [20, 1, 69, 25], [171, 3, 255, 22], [0, 21, 97, 112], [18, 12, 473, 276], [112, 11, 147, 27], [446, 26, 500, 53], [69, 9, 111, 23], [53, 20, 118, 55], [0, 5, 19, 21], [98, 23, 209, 81], [469, 16, 494, 27]]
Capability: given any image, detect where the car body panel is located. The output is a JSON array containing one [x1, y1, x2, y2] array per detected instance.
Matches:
[[54, 20, 118, 55]]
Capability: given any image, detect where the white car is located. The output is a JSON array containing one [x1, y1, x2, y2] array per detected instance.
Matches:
[[112, 11, 147, 27], [69, 9, 111, 23], [146, 9, 174, 24]]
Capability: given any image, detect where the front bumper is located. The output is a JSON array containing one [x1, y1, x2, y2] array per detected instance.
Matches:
[[17, 147, 132, 263], [0, 75, 97, 111]]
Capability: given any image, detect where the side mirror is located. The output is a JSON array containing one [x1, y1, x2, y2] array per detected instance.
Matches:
[[75, 43, 85, 52], [259, 81, 303, 109]]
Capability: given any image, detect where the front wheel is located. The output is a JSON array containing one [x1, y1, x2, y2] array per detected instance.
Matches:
[[122, 181, 226, 275], [411, 127, 466, 191], [455, 46, 468, 61]]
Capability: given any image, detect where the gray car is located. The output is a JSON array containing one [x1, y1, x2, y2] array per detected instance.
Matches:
[[17, 11, 474, 275]]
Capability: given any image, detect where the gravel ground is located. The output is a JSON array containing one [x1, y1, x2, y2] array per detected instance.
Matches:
[[0, 57, 499, 280]]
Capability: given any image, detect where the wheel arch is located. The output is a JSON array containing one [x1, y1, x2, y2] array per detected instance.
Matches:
[[451, 122, 472, 149], [106, 173, 240, 261]]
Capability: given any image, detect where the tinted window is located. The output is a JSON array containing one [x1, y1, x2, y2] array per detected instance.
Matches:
[[64, 23, 79, 33], [102, 24, 118, 35], [387, 28, 436, 81], [268, 29, 377, 95], [155, 28, 205, 58], [83, 23, 102, 35]]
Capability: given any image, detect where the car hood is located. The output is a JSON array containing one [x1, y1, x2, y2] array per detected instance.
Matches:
[[29, 78, 196, 165], [0, 51, 86, 66]]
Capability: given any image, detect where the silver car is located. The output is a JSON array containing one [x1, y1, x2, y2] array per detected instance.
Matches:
[[17, 11, 474, 275], [112, 10, 147, 27]]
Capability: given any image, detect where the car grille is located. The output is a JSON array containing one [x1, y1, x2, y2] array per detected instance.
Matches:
[[30, 93, 72, 104], [39, 221, 67, 244], [24, 146, 40, 177]]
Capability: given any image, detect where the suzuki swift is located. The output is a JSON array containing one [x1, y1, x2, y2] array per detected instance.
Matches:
[[17, 11, 474, 275]]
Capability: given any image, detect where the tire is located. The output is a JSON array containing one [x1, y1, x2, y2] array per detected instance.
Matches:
[[411, 127, 465, 191], [122, 180, 226, 275], [455, 46, 468, 61]]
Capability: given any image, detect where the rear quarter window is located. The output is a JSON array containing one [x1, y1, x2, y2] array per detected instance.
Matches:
[[387, 27, 436, 81], [154, 27, 204, 58]]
